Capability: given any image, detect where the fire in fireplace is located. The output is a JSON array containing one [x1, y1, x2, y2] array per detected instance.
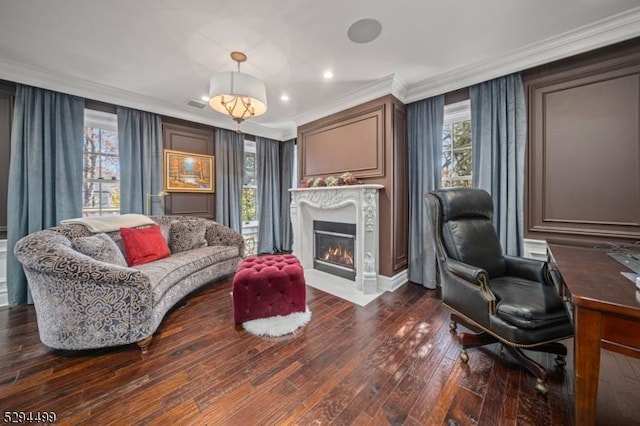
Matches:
[[313, 220, 356, 281], [322, 244, 354, 266]]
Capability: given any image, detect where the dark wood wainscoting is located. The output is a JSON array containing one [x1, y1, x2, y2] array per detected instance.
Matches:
[[0, 82, 15, 240], [392, 101, 408, 271], [162, 121, 215, 220], [299, 103, 385, 179], [298, 95, 408, 277], [524, 38, 640, 245]]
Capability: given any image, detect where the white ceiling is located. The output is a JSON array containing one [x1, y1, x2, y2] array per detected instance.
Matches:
[[0, 0, 639, 140]]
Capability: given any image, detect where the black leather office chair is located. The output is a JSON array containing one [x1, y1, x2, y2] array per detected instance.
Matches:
[[425, 188, 573, 394]]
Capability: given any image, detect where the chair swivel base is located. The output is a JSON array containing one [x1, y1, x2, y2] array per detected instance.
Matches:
[[450, 314, 567, 395]]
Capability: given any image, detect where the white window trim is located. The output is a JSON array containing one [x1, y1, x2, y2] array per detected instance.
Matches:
[[242, 186, 259, 228], [292, 143, 298, 188], [442, 100, 472, 187], [244, 139, 256, 154], [84, 109, 117, 131], [242, 140, 259, 230], [83, 109, 119, 216], [444, 99, 471, 125]]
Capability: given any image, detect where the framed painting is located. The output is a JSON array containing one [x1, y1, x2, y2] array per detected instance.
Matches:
[[164, 149, 215, 193]]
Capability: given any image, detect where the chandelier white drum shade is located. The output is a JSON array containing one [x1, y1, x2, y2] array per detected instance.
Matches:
[[208, 52, 267, 125]]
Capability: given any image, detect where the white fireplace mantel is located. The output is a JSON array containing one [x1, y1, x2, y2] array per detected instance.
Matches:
[[289, 184, 383, 294]]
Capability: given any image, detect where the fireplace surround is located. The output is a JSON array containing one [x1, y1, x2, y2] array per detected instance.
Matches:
[[289, 184, 383, 294]]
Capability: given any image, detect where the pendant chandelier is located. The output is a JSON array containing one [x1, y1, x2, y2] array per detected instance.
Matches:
[[208, 51, 267, 131]]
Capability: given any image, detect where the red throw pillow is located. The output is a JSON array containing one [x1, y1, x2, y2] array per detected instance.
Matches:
[[120, 225, 170, 266]]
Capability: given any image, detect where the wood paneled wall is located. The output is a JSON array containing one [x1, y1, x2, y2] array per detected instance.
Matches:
[[523, 37, 640, 245], [161, 119, 215, 220], [0, 82, 15, 240], [300, 104, 385, 179], [298, 95, 408, 277]]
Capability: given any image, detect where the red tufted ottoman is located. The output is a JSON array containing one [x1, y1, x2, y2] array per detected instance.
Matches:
[[232, 254, 306, 324]]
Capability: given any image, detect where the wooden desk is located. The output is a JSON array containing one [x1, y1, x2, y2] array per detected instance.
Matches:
[[548, 244, 640, 426]]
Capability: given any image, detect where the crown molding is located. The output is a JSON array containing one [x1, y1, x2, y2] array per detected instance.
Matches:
[[390, 73, 409, 101], [281, 127, 298, 141], [406, 6, 640, 103], [0, 58, 287, 140], [294, 74, 408, 127], [2, 7, 638, 139]]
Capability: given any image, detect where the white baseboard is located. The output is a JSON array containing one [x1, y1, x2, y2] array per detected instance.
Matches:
[[523, 238, 549, 261], [0, 240, 7, 307], [378, 269, 408, 292], [0, 282, 6, 307]]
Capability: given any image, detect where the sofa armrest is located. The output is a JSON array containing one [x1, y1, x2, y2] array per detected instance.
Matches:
[[14, 230, 154, 349], [15, 230, 149, 288], [504, 255, 550, 284], [204, 221, 245, 257]]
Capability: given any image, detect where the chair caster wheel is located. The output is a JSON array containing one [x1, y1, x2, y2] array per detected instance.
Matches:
[[555, 355, 566, 368], [450, 321, 457, 332], [459, 349, 469, 363], [535, 378, 549, 395]]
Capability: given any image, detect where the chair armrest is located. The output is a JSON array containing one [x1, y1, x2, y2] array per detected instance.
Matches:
[[445, 259, 497, 315], [504, 255, 550, 284], [204, 221, 245, 257], [446, 259, 488, 285]]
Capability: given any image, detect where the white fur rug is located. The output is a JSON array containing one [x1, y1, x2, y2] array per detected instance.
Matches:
[[242, 307, 312, 337]]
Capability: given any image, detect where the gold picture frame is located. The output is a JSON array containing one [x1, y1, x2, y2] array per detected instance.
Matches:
[[164, 149, 215, 193]]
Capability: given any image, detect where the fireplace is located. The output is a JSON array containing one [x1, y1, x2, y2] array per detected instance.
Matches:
[[289, 184, 383, 294], [313, 220, 356, 281]]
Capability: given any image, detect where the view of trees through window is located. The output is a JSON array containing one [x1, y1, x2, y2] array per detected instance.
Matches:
[[242, 141, 257, 224], [83, 122, 120, 217], [442, 113, 472, 188]]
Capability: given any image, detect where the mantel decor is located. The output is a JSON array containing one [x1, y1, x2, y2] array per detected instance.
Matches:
[[300, 172, 361, 188], [164, 149, 215, 193]]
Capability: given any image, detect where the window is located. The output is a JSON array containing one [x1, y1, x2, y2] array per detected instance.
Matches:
[[242, 140, 258, 255], [442, 100, 472, 188], [242, 140, 258, 225], [292, 142, 298, 188], [83, 110, 120, 217]]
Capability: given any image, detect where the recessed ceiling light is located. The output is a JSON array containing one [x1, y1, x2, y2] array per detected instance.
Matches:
[[200, 95, 209, 102], [347, 18, 382, 44], [323, 70, 333, 80], [280, 94, 290, 102]]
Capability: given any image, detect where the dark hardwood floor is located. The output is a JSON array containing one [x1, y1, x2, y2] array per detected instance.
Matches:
[[1, 279, 639, 425]]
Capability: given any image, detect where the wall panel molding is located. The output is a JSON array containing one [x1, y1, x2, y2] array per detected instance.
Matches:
[[162, 122, 215, 219], [526, 41, 640, 244], [0, 84, 14, 240], [392, 101, 408, 271], [299, 102, 385, 179]]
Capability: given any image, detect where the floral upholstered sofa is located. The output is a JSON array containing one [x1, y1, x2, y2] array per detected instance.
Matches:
[[14, 215, 244, 353]]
